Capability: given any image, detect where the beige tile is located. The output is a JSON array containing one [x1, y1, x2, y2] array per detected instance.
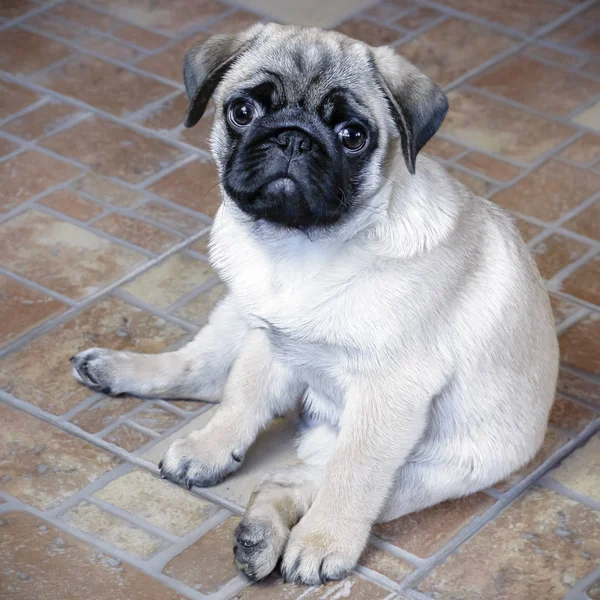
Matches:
[[588, 580, 600, 600], [574, 100, 600, 133], [135, 201, 206, 236], [359, 544, 414, 583], [531, 233, 591, 280], [39, 189, 104, 221], [559, 313, 600, 376], [94, 469, 220, 536], [303, 575, 398, 599], [122, 252, 215, 309], [0, 28, 71, 75], [72, 174, 144, 208], [0, 296, 185, 415], [0, 81, 39, 121], [42, 118, 185, 184], [93, 213, 181, 253], [492, 161, 600, 221], [418, 487, 600, 599], [399, 19, 515, 87], [557, 370, 600, 408], [0, 404, 120, 510], [2, 102, 82, 141], [104, 425, 153, 453], [561, 255, 600, 305], [422, 136, 465, 160], [34, 55, 175, 117], [163, 517, 240, 593], [0, 210, 144, 299], [549, 395, 597, 433], [230, 0, 377, 27], [552, 433, 600, 502], [0, 511, 185, 600], [0, 274, 66, 348], [70, 397, 142, 434], [136, 93, 190, 131], [232, 573, 312, 600], [129, 406, 183, 434], [374, 492, 495, 558], [62, 500, 168, 558], [0, 150, 80, 213], [457, 152, 521, 181], [443, 89, 576, 163], [174, 284, 226, 325]]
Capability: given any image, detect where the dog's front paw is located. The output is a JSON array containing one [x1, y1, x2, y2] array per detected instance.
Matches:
[[159, 432, 243, 489], [70, 348, 123, 395], [281, 514, 368, 586]]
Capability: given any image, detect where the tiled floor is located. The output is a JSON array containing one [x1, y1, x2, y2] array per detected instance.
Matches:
[[0, 0, 599, 598]]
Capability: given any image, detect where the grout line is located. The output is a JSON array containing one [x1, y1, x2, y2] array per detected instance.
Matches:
[[556, 307, 592, 336], [563, 565, 600, 600], [549, 246, 599, 288], [0, 0, 63, 31], [538, 471, 600, 512], [0, 266, 77, 307]]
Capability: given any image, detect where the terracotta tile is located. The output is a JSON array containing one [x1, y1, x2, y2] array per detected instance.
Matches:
[[104, 425, 153, 452], [422, 136, 465, 160], [0, 150, 80, 213], [559, 134, 600, 166], [174, 283, 226, 325], [549, 294, 581, 326], [303, 576, 397, 599], [35, 55, 175, 117], [399, 19, 514, 88], [574, 100, 600, 133], [2, 102, 83, 141], [0, 296, 185, 414], [550, 394, 596, 433], [0, 137, 18, 158], [129, 406, 183, 434], [80, 35, 142, 62], [0, 28, 71, 74], [90, 0, 229, 34], [62, 500, 168, 558], [580, 4, 600, 22], [179, 110, 215, 150], [531, 233, 591, 280], [443, 89, 576, 162], [557, 369, 600, 407], [494, 426, 571, 492], [561, 256, 600, 305], [418, 487, 600, 599], [163, 516, 240, 592], [0, 404, 119, 509], [70, 397, 142, 433], [524, 45, 580, 67], [545, 18, 591, 43], [395, 7, 442, 30], [581, 61, 600, 78], [135, 201, 205, 235], [93, 213, 181, 253], [0, 0, 37, 19], [472, 55, 600, 117], [0, 274, 66, 348], [25, 12, 88, 40], [136, 35, 208, 82], [559, 313, 600, 375], [0, 511, 185, 600], [492, 161, 600, 221], [72, 173, 144, 208], [552, 433, 600, 501], [514, 218, 543, 243], [359, 544, 414, 582], [0, 210, 144, 299], [39, 189, 105, 221], [447, 167, 493, 196], [207, 10, 262, 34], [148, 159, 222, 216], [577, 32, 600, 55], [336, 19, 402, 46], [457, 152, 521, 181], [42, 117, 185, 184], [0, 81, 39, 120], [564, 201, 600, 241], [49, 1, 121, 31], [122, 252, 215, 309], [163, 400, 206, 412], [434, 0, 568, 34], [95, 469, 219, 536], [113, 24, 170, 50], [589, 580, 600, 600], [374, 492, 495, 558]]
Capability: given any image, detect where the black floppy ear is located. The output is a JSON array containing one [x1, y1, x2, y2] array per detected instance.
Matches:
[[183, 24, 264, 128], [371, 47, 448, 174]]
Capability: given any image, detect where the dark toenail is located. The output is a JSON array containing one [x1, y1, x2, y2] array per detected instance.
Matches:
[[186, 480, 193, 490], [158, 460, 163, 469], [69, 356, 76, 363], [232, 452, 242, 463], [100, 386, 112, 395]]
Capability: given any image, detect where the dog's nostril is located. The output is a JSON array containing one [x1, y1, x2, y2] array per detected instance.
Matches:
[[275, 131, 312, 153]]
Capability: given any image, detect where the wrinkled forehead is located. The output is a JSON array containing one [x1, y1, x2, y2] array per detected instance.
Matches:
[[217, 25, 380, 111]]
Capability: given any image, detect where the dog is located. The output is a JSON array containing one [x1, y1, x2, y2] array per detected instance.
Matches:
[[71, 23, 559, 586]]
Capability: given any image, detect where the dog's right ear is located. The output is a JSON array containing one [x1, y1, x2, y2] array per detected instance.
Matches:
[[183, 24, 264, 128]]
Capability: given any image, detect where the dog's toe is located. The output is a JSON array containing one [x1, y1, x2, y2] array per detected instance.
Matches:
[[70, 349, 117, 395], [234, 519, 285, 581]]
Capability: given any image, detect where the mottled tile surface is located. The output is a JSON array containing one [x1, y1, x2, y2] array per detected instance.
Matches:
[[552, 433, 600, 502]]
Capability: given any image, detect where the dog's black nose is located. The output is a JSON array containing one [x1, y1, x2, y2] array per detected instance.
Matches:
[[275, 130, 312, 153]]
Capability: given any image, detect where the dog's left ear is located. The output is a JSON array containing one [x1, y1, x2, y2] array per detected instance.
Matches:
[[371, 46, 448, 175], [183, 24, 265, 128]]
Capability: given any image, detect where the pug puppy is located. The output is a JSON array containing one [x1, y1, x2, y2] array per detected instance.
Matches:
[[71, 24, 559, 585]]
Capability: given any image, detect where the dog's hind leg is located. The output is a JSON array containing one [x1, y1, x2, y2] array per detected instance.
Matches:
[[234, 422, 336, 581], [70, 294, 247, 401]]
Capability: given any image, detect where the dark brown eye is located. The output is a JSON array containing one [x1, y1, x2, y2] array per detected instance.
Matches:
[[339, 125, 367, 152], [228, 101, 255, 127]]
